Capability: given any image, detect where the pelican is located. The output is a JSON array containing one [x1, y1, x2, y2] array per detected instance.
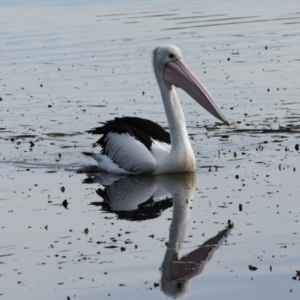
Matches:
[[84, 45, 230, 174]]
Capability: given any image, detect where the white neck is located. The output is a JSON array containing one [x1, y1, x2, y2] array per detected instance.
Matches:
[[156, 74, 196, 173]]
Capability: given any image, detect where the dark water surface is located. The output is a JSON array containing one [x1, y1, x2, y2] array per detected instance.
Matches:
[[1, 0, 300, 299]]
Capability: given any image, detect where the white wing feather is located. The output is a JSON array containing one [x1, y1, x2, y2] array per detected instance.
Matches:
[[102, 133, 157, 174]]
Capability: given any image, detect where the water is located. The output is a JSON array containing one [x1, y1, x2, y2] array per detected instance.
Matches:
[[0, 0, 300, 299]]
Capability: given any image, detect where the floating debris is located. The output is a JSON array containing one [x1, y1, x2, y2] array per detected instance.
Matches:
[[249, 265, 258, 271]]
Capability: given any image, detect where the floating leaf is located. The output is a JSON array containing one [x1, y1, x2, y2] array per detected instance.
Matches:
[[215, 122, 229, 126], [282, 102, 300, 105], [227, 220, 234, 229], [11, 134, 37, 139], [45, 132, 81, 137], [249, 265, 258, 271], [45, 132, 67, 137]]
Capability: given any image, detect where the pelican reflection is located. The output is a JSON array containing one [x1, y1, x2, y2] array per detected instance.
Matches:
[[83, 172, 232, 298]]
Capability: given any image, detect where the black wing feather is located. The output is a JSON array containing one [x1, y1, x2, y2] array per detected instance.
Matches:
[[86, 117, 171, 151]]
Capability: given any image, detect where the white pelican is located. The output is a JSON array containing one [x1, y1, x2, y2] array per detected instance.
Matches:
[[84, 45, 230, 174]]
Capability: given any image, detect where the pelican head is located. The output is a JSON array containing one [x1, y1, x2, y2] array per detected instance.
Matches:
[[153, 45, 230, 126]]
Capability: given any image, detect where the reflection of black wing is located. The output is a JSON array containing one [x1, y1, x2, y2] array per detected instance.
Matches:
[[84, 175, 173, 221], [92, 192, 172, 221]]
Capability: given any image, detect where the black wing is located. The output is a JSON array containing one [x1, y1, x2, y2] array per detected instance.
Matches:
[[86, 117, 171, 150]]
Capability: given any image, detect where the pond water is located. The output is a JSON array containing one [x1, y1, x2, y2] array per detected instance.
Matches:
[[0, 0, 300, 299]]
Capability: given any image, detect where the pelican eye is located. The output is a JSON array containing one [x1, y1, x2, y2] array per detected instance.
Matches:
[[168, 53, 175, 59]]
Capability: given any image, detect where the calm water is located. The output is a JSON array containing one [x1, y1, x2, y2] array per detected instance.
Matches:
[[0, 1, 300, 299]]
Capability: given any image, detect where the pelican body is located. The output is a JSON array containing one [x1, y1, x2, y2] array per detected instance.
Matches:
[[85, 45, 230, 174]]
